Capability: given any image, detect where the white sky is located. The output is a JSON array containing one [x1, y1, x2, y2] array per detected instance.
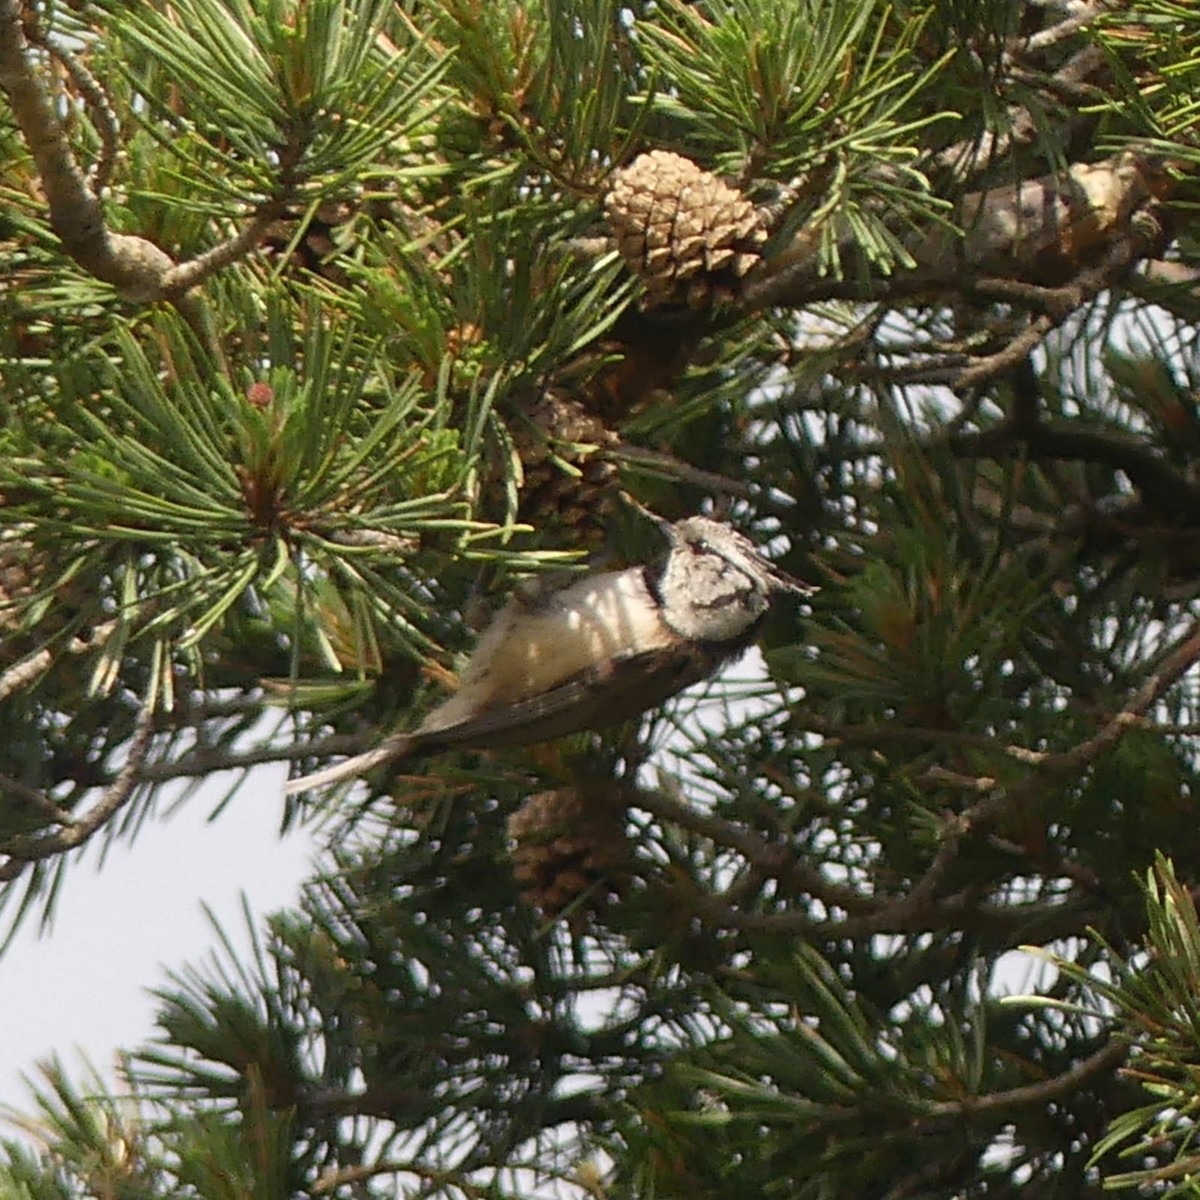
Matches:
[[0, 762, 318, 1118], [0, 653, 769, 1126]]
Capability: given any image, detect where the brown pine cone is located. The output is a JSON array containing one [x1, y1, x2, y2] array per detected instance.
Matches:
[[507, 391, 621, 548], [606, 150, 766, 310], [0, 525, 42, 646], [507, 786, 630, 924]]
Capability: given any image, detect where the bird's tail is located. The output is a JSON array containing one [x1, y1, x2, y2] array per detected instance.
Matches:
[[283, 733, 415, 797]]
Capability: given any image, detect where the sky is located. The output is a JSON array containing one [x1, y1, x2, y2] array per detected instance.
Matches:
[[0, 761, 319, 1120], [0, 651, 816, 1143], [0, 661, 768, 1128]]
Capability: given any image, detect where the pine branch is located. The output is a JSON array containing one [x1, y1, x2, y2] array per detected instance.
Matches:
[[907, 618, 1200, 888], [22, 15, 120, 195], [0, 702, 155, 881], [0, 0, 176, 299]]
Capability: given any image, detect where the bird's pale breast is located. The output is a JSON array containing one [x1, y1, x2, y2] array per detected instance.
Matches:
[[417, 568, 676, 733]]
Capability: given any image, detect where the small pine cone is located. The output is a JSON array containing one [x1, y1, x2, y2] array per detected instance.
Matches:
[[0, 519, 90, 676], [510, 392, 621, 548], [606, 150, 767, 310], [262, 199, 358, 282], [0, 525, 40, 634], [508, 787, 630, 922]]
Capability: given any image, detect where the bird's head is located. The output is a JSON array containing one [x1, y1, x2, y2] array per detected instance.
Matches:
[[668, 516, 816, 597], [650, 515, 816, 644]]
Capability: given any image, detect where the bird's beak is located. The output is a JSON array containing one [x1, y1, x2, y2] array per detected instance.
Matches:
[[621, 494, 674, 541], [768, 561, 818, 596]]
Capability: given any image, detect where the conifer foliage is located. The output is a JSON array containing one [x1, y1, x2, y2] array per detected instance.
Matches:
[[5, 0, 1200, 1195]]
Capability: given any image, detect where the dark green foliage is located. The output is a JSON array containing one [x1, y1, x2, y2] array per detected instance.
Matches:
[[8, 0, 1200, 1197]]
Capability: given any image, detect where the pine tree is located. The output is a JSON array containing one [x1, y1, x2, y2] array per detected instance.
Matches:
[[5, 0, 1200, 1196]]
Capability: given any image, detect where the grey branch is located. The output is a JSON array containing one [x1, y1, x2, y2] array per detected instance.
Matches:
[[0, 703, 157, 882], [0, 0, 298, 303], [23, 20, 120, 195]]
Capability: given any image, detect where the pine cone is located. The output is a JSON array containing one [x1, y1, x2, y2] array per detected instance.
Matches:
[[507, 787, 630, 923], [606, 150, 766, 310], [0, 515, 90, 681], [508, 391, 621, 548], [262, 199, 358, 283], [0, 525, 40, 639]]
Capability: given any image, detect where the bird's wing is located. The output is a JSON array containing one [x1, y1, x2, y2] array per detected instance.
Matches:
[[284, 640, 748, 795], [419, 641, 734, 751]]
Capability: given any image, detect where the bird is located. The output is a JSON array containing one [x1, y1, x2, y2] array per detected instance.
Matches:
[[284, 516, 814, 795]]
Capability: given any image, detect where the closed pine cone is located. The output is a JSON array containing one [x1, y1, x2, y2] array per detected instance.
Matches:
[[508, 787, 630, 922], [508, 391, 620, 548]]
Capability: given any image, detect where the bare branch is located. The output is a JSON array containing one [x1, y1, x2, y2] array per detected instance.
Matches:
[[22, 21, 120, 195], [684, 880, 1099, 944], [0, 702, 157, 881], [0, 0, 176, 299], [902, 619, 1200, 902], [1021, 4, 1104, 54], [0, 773, 75, 824], [1007, 619, 1200, 774], [134, 731, 373, 785], [791, 714, 1002, 754], [928, 1037, 1128, 1119], [628, 782, 877, 916], [0, 0, 299, 305], [950, 419, 1200, 514], [0, 650, 52, 702], [610, 444, 757, 499], [162, 208, 287, 296], [745, 151, 1166, 397]]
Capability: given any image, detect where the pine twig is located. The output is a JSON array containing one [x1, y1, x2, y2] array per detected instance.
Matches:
[[0, 703, 156, 882], [1006, 619, 1200, 774], [22, 20, 120, 195], [0, 0, 175, 299], [628, 782, 876, 916], [926, 1037, 1128, 1120], [908, 617, 1200, 895], [135, 731, 374, 784]]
